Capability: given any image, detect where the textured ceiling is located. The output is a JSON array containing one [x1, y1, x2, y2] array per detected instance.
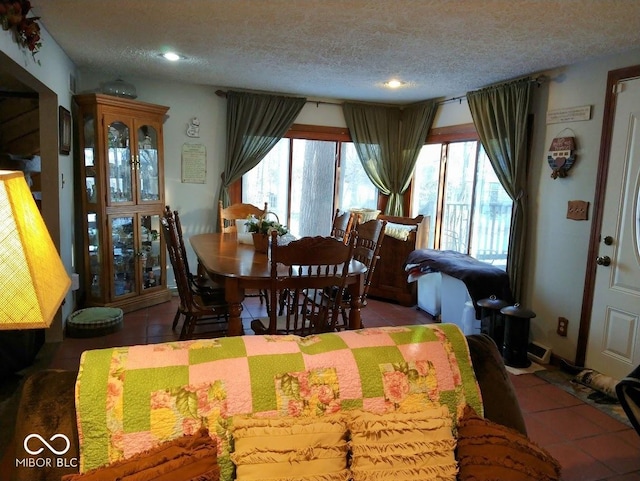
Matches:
[[33, 0, 640, 104]]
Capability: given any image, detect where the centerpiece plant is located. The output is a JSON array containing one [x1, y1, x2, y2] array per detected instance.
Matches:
[[245, 213, 287, 253]]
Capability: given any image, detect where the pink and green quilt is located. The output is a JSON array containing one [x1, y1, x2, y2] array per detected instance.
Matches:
[[75, 324, 482, 480]]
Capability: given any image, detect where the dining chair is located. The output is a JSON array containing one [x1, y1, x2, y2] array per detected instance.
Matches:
[[161, 211, 229, 339], [251, 232, 356, 336], [330, 208, 357, 244], [218, 200, 270, 307], [165, 206, 226, 329], [218, 200, 268, 234], [305, 218, 387, 330], [338, 218, 387, 327]]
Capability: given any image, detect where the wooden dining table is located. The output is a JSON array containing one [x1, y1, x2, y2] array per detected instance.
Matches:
[[190, 232, 368, 336]]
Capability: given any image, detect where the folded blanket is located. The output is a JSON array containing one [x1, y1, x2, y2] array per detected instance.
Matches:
[[75, 324, 482, 481], [405, 249, 514, 312]]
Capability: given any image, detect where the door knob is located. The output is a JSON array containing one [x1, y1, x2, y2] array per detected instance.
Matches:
[[596, 255, 611, 266]]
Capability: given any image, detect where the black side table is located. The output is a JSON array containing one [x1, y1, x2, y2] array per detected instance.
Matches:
[[500, 304, 536, 368]]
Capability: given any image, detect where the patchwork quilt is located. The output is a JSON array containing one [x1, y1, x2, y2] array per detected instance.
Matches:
[[75, 324, 482, 480]]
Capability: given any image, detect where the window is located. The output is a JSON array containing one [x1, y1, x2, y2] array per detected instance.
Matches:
[[243, 135, 377, 238], [411, 136, 512, 268], [241, 124, 512, 269]]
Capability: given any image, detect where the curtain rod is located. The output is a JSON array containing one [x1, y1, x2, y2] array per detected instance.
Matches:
[[215, 75, 547, 109], [438, 75, 548, 105], [215, 90, 341, 106]]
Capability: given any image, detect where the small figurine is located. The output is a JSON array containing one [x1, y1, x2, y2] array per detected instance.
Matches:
[[186, 117, 200, 138]]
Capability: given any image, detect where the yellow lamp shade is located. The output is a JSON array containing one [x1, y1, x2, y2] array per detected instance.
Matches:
[[0, 170, 71, 329]]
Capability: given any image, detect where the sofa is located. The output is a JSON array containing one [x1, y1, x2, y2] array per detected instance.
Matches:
[[7, 325, 560, 481]]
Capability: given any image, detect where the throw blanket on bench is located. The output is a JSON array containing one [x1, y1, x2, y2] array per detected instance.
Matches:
[[406, 249, 514, 309], [75, 324, 482, 480]]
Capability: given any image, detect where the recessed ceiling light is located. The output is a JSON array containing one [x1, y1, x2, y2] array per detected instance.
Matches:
[[161, 52, 183, 61], [384, 79, 406, 89]]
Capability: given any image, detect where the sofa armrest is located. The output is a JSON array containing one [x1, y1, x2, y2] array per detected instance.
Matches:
[[466, 333, 527, 435], [10, 369, 79, 481]]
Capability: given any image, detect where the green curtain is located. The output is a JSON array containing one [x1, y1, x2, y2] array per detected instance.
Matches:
[[218, 90, 306, 207], [343, 100, 437, 216], [466, 78, 531, 301]]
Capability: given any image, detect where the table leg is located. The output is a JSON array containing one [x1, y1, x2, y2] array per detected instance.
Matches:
[[225, 278, 245, 336], [348, 274, 364, 330]]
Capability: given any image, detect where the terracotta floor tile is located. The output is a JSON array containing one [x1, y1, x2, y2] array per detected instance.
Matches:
[[617, 429, 640, 449], [509, 372, 548, 389], [146, 323, 179, 337], [606, 473, 640, 481], [517, 382, 584, 413], [530, 406, 608, 440], [524, 414, 568, 446], [572, 403, 631, 433], [546, 443, 615, 481], [576, 432, 640, 474]]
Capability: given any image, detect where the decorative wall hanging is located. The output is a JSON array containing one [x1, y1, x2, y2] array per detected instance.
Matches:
[[186, 117, 200, 138], [566, 200, 589, 221], [547, 128, 576, 179], [59, 106, 71, 155], [0, 1, 42, 60]]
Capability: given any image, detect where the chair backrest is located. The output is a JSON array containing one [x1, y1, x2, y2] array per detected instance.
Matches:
[[352, 219, 387, 302], [218, 200, 268, 233], [330, 209, 357, 244], [165, 206, 193, 276], [160, 211, 195, 310], [267, 232, 356, 335]]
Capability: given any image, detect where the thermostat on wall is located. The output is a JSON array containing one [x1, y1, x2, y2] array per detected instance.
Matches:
[[527, 341, 552, 364]]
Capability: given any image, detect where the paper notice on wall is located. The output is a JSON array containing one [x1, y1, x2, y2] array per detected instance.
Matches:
[[181, 143, 206, 183]]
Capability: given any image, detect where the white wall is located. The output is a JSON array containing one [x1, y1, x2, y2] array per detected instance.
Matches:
[[526, 48, 640, 362], [1, 23, 77, 341]]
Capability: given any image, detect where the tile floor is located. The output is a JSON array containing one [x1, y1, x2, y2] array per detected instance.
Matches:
[[49, 296, 640, 480]]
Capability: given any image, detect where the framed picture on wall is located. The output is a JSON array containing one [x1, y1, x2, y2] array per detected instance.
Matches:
[[59, 106, 71, 155]]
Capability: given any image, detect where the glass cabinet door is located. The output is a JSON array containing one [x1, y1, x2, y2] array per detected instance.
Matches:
[[87, 212, 102, 299], [107, 120, 133, 204], [111, 215, 135, 298], [83, 114, 98, 205], [137, 124, 161, 202], [139, 214, 163, 290]]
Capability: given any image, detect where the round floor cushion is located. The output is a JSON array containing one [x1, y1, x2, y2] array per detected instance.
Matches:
[[66, 307, 124, 338]]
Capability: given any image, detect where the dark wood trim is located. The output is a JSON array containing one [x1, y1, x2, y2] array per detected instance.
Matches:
[[227, 180, 242, 204], [427, 123, 478, 143], [576, 64, 640, 366], [288, 124, 351, 141], [0, 90, 38, 99]]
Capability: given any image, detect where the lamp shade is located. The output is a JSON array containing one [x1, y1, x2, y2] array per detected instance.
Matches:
[[0, 170, 71, 329]]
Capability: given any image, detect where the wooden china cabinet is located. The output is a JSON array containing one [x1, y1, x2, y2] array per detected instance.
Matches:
[[74, 94, 172, 312]]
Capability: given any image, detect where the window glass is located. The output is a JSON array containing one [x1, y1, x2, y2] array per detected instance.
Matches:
[[242, 138, 290, 224], [290, 139, 336, 237], [441, 141, 477, 252], [470, 147, 512, 268], [411, 139, 512, 269], [338, 143, 378, 211], [411, 144, 441, 248], [243, 139, 378, 238]]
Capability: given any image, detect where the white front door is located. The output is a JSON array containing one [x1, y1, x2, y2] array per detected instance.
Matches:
[[586, 76, 640, 381]]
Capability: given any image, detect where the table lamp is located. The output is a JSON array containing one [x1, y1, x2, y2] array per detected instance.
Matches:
[[0, 170, 71, 330]]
